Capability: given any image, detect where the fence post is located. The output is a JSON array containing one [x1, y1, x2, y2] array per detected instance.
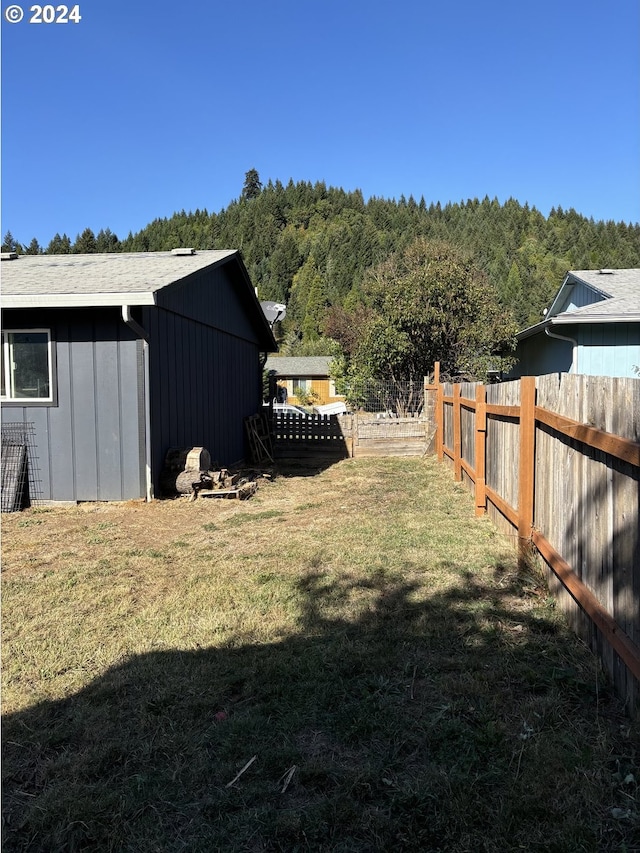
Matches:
[[424, 363, 441, 456], [453, 384, 462, 481], [518, 376, 536, 561], [475, 384, 487, 516], [436, 369, 444, 462]]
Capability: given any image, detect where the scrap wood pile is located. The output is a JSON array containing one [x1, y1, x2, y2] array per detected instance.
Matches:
[[160, 447, 272, 501]]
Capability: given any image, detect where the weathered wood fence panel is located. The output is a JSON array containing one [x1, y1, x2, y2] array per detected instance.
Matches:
[[269, 412, 429, 461], [353, 415, 428, 457], [426, 365, 640, 716], [271, 413, 352, 461], [486, 380, 521, 535], [533, 374, 640, 703]]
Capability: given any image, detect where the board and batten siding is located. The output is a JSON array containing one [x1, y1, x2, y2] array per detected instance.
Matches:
[[575, 323, 640, 378], [142, 261, 268, 489], [511, 333, 573, 378], [560, 281, 607, 312], [514, 324, 640, 379], [156, 261, 264, 345], [143, 306, 263, 491], [1, 308, 145, 502]]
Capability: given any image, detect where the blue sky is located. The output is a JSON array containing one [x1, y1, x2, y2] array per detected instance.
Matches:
[[2, 0, 639, 247]]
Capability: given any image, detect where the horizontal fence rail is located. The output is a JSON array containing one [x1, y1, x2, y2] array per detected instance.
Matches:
[[425, 364, 640, 716]]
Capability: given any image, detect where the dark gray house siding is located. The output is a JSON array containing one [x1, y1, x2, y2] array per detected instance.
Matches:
[[144, 306, 263, 489], [1, 308, 145, 501], [142, 258, 268, 488], [1, 250, 277, 503]]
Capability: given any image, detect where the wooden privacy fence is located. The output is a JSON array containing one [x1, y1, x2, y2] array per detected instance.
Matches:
[[269, 412, 429, 461], [270, 412, 351, 462], [426, 363, 640, 716]]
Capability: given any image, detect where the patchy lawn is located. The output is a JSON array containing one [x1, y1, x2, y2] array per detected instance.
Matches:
[[2, 456, 639, 852]]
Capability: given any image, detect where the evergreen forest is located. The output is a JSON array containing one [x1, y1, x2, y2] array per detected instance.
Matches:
[[4, 175, 640, 365]]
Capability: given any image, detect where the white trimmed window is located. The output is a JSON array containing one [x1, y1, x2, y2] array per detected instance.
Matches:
[[1, 329, 54, 403], [288, 377, 312, 396]]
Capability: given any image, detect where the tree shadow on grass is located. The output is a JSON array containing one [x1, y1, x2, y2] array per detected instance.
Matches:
[[3, 567, 638, 852]]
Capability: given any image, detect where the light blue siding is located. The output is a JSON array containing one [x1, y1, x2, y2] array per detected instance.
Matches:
[[561, 281, 607, 313], [576, 324, 640, 378], [512, 323, 640, 379]]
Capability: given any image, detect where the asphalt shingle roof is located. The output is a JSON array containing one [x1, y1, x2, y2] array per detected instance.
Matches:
[[518, 268, 640, 339], [567, 269, 640, 301], [1, 250, 238, 307], [265, 356, 333, 376], [555, 269, 640, 320]]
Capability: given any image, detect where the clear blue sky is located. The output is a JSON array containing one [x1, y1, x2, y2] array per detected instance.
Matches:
[[2, 0, 639, 247]]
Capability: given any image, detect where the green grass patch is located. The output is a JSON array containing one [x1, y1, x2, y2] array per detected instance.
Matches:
[[224, 508, 285, 527]]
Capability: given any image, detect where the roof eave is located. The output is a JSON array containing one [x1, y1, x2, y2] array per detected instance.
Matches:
[[516, 319, 551, 341], [2, 292, 158, 309], [516, 312, 639, 340], [228, 252, 278, 351], [551, 313, 640, 325]]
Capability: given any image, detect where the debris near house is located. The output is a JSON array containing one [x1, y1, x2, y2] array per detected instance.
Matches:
[[160, 446, 270, 501], [244, 413, 274, 464], [188, 468, 260, 501]]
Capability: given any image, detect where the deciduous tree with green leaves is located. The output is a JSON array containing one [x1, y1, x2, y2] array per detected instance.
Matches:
[[331, 238, 517, 383]]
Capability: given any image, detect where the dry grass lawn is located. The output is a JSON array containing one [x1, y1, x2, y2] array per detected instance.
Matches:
[[2, 456, 639, 852]]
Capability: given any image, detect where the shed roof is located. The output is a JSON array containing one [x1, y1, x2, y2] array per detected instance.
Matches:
[[0, 249, 239, 308], [265, 356, 333, 376]]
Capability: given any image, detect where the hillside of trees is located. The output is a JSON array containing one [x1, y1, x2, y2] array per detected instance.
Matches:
[[4, 175, 640, 357]]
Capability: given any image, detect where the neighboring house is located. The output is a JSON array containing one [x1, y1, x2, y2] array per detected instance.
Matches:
[[511, 268, 640, 378], [264, 356, 344, 406], [1, 249, 277, 502]]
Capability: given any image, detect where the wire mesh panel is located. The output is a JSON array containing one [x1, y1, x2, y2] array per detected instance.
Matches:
[[1, 422, 43, 511], [343, 379, 425, 416]]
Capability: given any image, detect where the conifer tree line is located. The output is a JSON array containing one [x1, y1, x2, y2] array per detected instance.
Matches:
[[4, 172, 640, 357]]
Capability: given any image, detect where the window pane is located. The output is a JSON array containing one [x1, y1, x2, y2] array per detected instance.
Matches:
[[9, 332, 50, 399]]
